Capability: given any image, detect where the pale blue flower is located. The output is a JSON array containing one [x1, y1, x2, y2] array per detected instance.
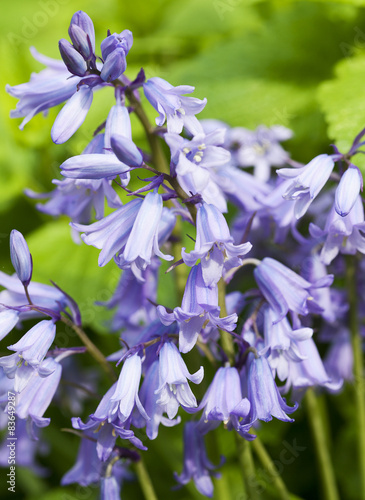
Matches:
[[277, 154, 335, 218], [335, 165, 363, 217], [182, 203, 252, 286], [10, 229, 33, 287], [143, 77, 206, 135], [155, 342, 203, 418]]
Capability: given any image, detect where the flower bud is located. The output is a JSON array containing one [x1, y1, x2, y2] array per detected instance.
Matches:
[[111, 134, 143, 167], [10, 229, 33, 287], [59, 39, 88, 77], [100, 47, 126, 82], [101, 30, 133, 60], [69, 11, 95, 52], [69, 24, 93, 60], [335, 165, 363, 217]]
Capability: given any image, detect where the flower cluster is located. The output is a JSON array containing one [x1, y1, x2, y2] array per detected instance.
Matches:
[[2, 10, 364, 500]]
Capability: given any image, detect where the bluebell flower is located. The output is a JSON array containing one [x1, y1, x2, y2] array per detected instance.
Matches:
[[335, 165, 363, 217], [281, 337, 343, 396], [300, 254, 342, 323], [29, 176, 122, 241], [101, 30, 133, 60], [96, 353, 148, 424], [254, 257, 334, 322], [134, 359, 181, 439], [154, 341, 203, 419], [182, 203, 252, 286], [7, 319, 56, 369], [100, 48, 127, 82], [111, 134, 143, 167], [100, 476, 121, 500], [60, 103, 133, 179], [10, 230, 33, 287], [0, 271, 68, 322], [0, 310, 19, 342], [324, 328, 353, 385], [73, 192, 175, 278], [263, 305, 313, 352], [28, 133, 123, 242], [114, 191, 174, 273], [227, 124, 292, 182], [100, 30, 133, 82], [59, 39, 88, 77], [196, 366, 252, 439], [15, 357, 62, 430], [214, 164, 272, 214], [72, 411, 146, 458], [143, 77, 206, 135], [158, 264, 238, 353], [72, 198, 142, 265], [174, 421, 221, 498], [68, 11, 95, 59], [277, 154, 335, 218], [245, 354, 297, 424], [51, 85, 94, 144], [104, 101, 132, 148], [310, 195, 365, 264], [6, 48, 81, 130], [165, 129, 231, 213], [61, 434, 102, 486]]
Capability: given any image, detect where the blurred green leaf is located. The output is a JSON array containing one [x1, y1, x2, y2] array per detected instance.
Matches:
[[318, 54, 365, 171], [27, 220, 120, 333]]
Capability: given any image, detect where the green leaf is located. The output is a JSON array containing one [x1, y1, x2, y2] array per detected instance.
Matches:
[[27, 219, 120, 333], [317, 54, 365, 171]]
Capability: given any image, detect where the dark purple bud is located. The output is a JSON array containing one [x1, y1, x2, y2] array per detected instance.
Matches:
[[59, 39, 88, 77], [69, 11, 95, 52], [10, 230, 33, 287], [100, 47, 126, 82], [69, 24, 92, 60], [111, 134, 143, 167]]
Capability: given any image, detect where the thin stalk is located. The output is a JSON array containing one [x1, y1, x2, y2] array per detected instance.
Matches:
[[305, 389, 339, 500], [346, 255, 365, 500], [235, 434, 259, 500], [251, 436, 290, 500], [171, 218, 188, 302], [134, 459, 158, 500], [206, 431, 232, 500], [60, 316, 117, 382], [218, 278, 235, 364]]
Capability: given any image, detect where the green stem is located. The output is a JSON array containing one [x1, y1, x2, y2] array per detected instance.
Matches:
[[235, 434, 259, 500], [134, 459, 158, 500], [346, 255, 365, 500], [206, 431, 232, 500], [171, 218, 188, 303], [60, 316, 117, 382], [218, 278, 235, 364], [251, 436, 290, 500], [305, 389, 339, 500]]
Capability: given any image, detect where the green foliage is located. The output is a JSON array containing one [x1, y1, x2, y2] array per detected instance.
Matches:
[[318, 54, 365, 171]]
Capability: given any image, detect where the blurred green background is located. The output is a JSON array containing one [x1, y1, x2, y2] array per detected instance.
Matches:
[[2, 0, 365, 498]]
